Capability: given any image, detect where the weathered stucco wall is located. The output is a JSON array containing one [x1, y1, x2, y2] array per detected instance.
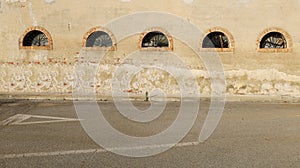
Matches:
[[0, 0, 299, 99]]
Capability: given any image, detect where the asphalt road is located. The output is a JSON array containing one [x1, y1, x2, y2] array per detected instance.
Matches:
[[0, 99, 299, 168]]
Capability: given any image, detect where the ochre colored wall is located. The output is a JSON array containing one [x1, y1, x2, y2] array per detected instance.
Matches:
[[0, 0, 299, 99]]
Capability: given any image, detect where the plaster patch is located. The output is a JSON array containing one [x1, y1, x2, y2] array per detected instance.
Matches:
[[28, 2, 37, 26], [5, 0, 26, 2], [44, 0, 55, 4], [183, 0, 193, 4], [239, 0, 251, 3]]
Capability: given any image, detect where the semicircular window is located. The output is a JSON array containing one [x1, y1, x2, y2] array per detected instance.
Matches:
[[23, 30, 49, 46], [260, 32, 287, 49], [202, 32, 229, 48], [142, 31, 169, 48], [86, 31, 113, 47]]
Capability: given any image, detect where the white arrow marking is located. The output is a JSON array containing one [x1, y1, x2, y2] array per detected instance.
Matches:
[[1, 114, 81, 126]]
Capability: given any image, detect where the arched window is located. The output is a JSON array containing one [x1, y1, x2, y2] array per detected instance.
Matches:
[[202, 32, 229, 48], [142, 31, 169, 48], [20, 27, 53, 50], [260, 32, 287, 49], [83, 27, 116, 50], [257, 28, 292, 52], [200, 28, 234, 52], [86, 31, 112, 47], [139, 28, 173, 51], [23, 30, 49, 46]]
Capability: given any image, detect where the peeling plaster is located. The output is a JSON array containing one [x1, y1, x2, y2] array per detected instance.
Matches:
[[0, 60, 298, 98], [225, 69, 300, 96], [0, 0, 299, 100]]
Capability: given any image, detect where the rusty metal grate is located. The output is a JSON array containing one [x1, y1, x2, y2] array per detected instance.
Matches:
[[202, 32, 229, 48], [142, 31, 169, 48], [23, 30, 49, 46], [260, 32, 287, 49]]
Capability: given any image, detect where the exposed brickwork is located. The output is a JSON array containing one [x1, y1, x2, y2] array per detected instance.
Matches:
[[200, 27, 235, 52], [1, 0, 299, 99], [138, 27, 173, 51], [19, 26, 53, 50], [82, 26, 117, 51], [257, 27, 292, 53]]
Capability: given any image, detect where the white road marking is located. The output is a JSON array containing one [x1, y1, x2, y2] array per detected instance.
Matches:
[[1, 114, 81, 126], [0, 141, 200, 159]]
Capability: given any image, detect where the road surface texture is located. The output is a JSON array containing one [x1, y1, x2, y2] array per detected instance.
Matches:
[[0, 99, 299, 167]]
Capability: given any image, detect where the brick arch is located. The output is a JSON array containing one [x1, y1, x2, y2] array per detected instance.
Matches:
[[19, 26, 53, 50], [257, 27, 292, 52], [139, 27, 173, 51], [200, 27, 235, 52], [82, 26, 117, 51]]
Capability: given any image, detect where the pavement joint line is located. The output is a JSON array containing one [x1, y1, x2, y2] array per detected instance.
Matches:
[[0, 141, 200, 159]]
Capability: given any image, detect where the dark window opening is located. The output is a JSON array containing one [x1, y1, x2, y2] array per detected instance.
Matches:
[[202, 32, 229, 48], [86, 31, 113, 47], [260, 32, 287, 49], [142, 32, 169, 48], [23, 30, 49, 46]]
